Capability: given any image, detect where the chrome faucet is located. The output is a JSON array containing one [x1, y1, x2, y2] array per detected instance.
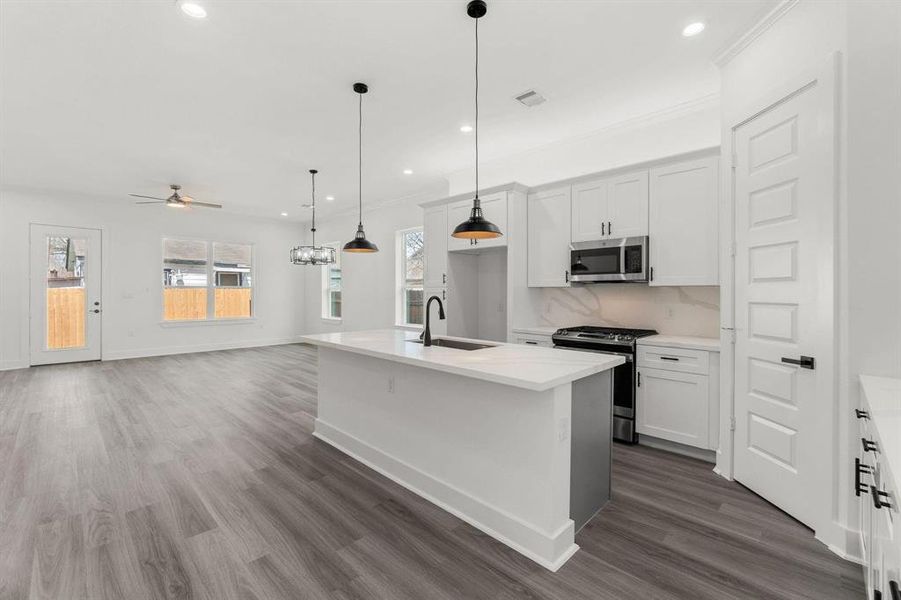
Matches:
[[420, 295, 446, 347]]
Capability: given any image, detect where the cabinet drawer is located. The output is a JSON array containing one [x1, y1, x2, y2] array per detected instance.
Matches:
[[637, 345, 709, 375], [514, 334, 553, 348]]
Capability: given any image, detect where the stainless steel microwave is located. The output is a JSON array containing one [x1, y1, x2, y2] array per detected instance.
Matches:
[[570, 236, 649, 283]]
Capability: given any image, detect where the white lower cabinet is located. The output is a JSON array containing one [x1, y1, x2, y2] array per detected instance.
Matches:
[[636, 367, 709, 448], [513, 333, 553, 347]]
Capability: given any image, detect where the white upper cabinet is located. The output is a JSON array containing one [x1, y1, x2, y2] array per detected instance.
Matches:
[[571, 179, 607, 242], [606, 170, 649, 238], [423, 205, 448, 289], [648, 155, 719, 286], [447, 192, 507, 252], [570, 170, 648, 241], [528, 186, 571, 287]]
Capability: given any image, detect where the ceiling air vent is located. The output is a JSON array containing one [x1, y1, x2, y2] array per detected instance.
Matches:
[[514, 89, 546, 107]]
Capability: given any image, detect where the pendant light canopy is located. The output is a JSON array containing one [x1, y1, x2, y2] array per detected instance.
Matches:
[[291, 169, 337, 265], [451, 0, 502, 240], [343, 82, 379, 253]]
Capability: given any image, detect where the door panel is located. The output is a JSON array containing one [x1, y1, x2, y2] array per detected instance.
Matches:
[[571, 179, 607, 242], [606, 170, 648, 238], [527, 186, 571, 287], [423, 205, 448, 288], [637, 367, 709, 448], [733, 77, 833, 530], [30, 225, 102, 365]]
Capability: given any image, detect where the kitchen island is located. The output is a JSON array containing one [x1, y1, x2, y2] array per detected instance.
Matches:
[[300, 329, 624, 571]]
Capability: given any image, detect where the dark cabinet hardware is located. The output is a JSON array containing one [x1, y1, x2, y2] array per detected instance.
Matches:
[[601, 222, 605, 236], [608, 221, 611, 235], [660, 356, 680, 361], [875, 591, 882, 600], [889, 580, 899, 600], [442, 273, 447, 284], [855, 409, 870, 420], [649, 266, 654, 282], [92, 309, 101, 314], [442, 289, 446, 301], [870, 485, 893, 510], [637, 372, 641, 387], [855, 458, 874, 497], [565, 270, 569, 283], [862, 438, 879, 453], [93, 301, 100, 306], [781, 355, 815, 370], [525, 341, 537, 345]]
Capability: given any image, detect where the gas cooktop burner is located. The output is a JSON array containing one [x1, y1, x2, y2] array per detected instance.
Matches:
[[552, 326, 658, 344]]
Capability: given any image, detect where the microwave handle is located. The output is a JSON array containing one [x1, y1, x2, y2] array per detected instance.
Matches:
[[650, 266, 654, 282], [601, 222, 605, 236]]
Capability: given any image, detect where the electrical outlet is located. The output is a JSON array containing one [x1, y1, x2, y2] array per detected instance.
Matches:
[[387, 376, 395, 394]]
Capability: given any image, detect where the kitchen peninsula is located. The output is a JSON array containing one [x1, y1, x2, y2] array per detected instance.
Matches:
[[300, 329, 624, 570]]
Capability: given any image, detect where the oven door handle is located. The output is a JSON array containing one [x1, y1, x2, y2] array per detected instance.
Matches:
[[553, 345, 633, 361]]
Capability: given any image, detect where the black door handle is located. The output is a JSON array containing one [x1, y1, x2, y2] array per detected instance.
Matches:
[[855, 458, 873, 497], [781, 355, 815, 369], [870, 485, 893, 510]]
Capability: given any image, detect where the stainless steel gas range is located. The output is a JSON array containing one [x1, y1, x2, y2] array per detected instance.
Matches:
[[552, 326, 657, 443]]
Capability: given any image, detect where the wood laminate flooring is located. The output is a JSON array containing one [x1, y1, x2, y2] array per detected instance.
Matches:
[[0, 344, 863, 600]]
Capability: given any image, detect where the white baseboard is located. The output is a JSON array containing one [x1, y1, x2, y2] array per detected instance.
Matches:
[[0, 359, 28, 372], [639, 435, 717, 463], [102, 336, 304, 361], [313, 418, 579, 572]]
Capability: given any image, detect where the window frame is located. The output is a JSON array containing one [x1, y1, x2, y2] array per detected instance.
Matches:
[[395, 227, 424, 329], [321, 242, 342, 322], [160, 237, 255, 324]]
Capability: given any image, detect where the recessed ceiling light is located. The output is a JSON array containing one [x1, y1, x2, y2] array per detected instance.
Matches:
[[178, 1, 207, 19], [682, 22, 705, 37], [280, 212, 288, 217], [326, 195, 334, 201], [460, 125, 473, 133], [403, 169, 413, 175]]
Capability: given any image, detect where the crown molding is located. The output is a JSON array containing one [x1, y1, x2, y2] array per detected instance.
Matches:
[[713, 0, 800, 67]]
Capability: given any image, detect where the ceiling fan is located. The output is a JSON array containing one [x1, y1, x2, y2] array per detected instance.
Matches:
[[129, 184, 222, 209]]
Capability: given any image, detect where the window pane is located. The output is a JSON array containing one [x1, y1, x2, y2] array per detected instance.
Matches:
[[405, 288, 423, 325], [404, 231, 424, 281], [46, 236, 86, 349], [163, 239, 208, 320], [213, 243, 252, 318], [330, 291, 341, 318]]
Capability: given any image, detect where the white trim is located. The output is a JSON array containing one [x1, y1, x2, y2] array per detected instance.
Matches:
[[0, 360, 29, 372], [712, 0, 800, 67], [313, 419, 579, 572], [320, 316, 342, 323], [102, 336, 302, 361], [158, 318, 257, 328]]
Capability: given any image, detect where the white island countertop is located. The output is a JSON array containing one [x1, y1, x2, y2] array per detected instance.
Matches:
[[300, 329, 624, 392]]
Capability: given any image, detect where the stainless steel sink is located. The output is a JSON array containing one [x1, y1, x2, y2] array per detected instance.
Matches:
[[408, 338, 496, 351]]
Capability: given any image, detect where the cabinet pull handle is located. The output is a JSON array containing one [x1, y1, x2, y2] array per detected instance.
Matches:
[[649, 266, 654, 282], [608, 221, 612, 235], [862, 437, 879, 453], [855, 408, 869, 420], [565, 270, 569, 283], [660, 356, 680, 361], [889, 580, 900, 600], [442, 273, 447, 284], [637, 372, 641, 387], [855, 458, 874, 497], [601, 222, 605, 236], [870, 485, 893, 510], [442, 289, 446, 301], [525, 341, 537, 345]]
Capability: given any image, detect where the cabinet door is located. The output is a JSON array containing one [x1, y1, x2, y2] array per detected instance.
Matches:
[[571, 179, 607, 242], [648, 156, 719, 286], [637, 367, 709, 448], [473, 192, 508, 249], [528, 186, 572, 287], [423, 205, 448, 288], [423, 286, 448, 336], [607, 170, 648, 238], [446, 200, 473, 252]]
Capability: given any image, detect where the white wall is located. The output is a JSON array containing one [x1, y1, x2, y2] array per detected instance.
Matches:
[[718, 0, 901, 559], [0, 187, 305, 369]]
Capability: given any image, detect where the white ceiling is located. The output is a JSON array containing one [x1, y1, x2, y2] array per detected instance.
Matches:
[[0, 0, 774, 221]]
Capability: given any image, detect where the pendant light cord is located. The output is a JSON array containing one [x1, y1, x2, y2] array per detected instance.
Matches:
[[474, 16, 480, 206], [358, 90, 363, 228]]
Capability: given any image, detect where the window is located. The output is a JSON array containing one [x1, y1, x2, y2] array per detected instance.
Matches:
[[322, 243, 341, 320], [397, 228, 424, 326], [162, 239, 253, 321]]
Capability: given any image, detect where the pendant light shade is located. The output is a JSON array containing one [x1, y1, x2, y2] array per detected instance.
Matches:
[[451, 0, 502, 240], [344, 82, 379, 253], [291, 169, 337, 265]]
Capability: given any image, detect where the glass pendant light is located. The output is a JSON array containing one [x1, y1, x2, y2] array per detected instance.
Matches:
[[291, 169, 337, 265], [343, 82, 379, 253], [451, 0, 502, 240]]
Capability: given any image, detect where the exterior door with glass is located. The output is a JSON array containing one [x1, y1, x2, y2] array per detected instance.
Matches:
[[30, 225, 102, 365]]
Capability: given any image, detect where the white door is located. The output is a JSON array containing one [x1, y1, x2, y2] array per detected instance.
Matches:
[[571, 179, 607, 241], [30, 225, 102, 365], [606, 170, 648, 238], [648, 156, 719, 286], [733, 77, 834, 530], [527, 186, 571, 287], [423, 205, 448, 288]]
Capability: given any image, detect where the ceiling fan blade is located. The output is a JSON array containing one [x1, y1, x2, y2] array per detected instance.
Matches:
[[135, 200, 168, 204], [129, 193, 168, 201], [186, 201, 223, 209]]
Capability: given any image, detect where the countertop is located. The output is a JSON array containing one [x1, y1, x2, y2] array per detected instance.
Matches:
[[300, 329, 624, 392], [511, 326, 560, 337], [860, 375, 901, 486], [638, 334, 720, 352]]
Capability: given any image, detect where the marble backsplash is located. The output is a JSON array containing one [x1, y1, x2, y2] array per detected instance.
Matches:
[[532, 285, 720, 338]]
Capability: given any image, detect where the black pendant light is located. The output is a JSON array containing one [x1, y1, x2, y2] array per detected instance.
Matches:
[[451, 0, 502, 240], [290, 169, 336, 265], [343, 82, 379, 253]]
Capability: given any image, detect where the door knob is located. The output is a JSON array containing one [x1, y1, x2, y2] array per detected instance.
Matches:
[[781, 355, 815, 369]]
